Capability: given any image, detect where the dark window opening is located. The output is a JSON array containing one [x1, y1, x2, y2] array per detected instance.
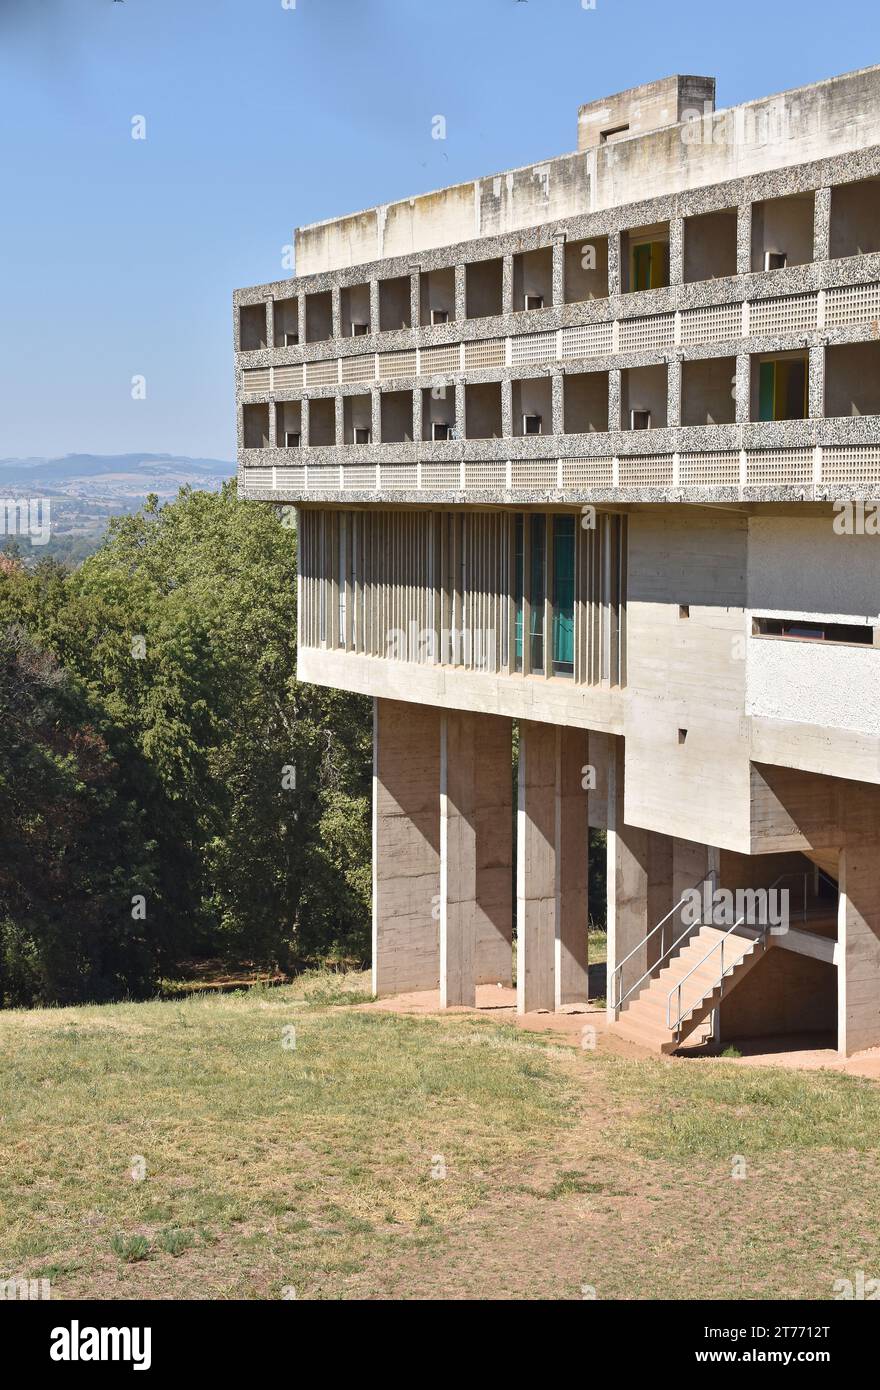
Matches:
[[752, 617, 874, 645]]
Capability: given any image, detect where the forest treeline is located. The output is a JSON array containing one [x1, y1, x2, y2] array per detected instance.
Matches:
[[0, 485, 372, 1007]]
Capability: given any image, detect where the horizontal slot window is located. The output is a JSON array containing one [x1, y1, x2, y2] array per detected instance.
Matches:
[[752, 617, 875, 645]]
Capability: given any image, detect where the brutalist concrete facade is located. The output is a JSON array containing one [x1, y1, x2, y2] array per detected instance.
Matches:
[[235, 68, 880, 1059]]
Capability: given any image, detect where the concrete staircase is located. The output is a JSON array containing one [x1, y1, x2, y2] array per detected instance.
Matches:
[[612, 923, 769, 1054]]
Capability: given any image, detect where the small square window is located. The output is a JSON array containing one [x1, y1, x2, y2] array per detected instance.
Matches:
[[524, 294, 545, 312], [285, 431, 301, 448], [353, 426, 371, 445], [679, 604, 690, 619], [678, 728, 688, 744], [431, 421, 452, 441], [351, 322, 369, 336], [764, 250, 787, 271], [523, 413, 543, 435], [284, 332, 299, 347], [430, 308, 449, 325], [631, 408, 652, 430]]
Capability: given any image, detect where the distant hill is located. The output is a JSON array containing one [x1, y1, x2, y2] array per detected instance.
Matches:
[[0, 453, 236, 567]]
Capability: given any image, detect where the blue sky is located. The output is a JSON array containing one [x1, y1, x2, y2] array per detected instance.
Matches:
[[0, 0, 875, 461]]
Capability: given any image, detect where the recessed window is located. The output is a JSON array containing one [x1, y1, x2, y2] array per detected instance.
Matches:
[[631, 408, 651, 430], [752, 617, 875, 645], [678, 728, 688, 744], [285, 431, 301, 449], [351, 321, 369, 337], [431, 421, 452, 441], [284, 331, 299, 347], [679, 605, 690, 619], [430, 308, 449, 325], [524, 293, 545, 312], [523, 413, 543, 435], [353, 426, 371, 445], [764, 250, 788, 271]]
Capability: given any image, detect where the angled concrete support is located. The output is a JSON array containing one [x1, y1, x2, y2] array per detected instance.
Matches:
[[372, 698, 441, 996], [838, 844, 880, 1054], [517, 721, 589, 1013]]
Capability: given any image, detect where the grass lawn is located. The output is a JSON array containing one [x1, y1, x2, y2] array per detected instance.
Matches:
[[1, 970, 879, 1300]]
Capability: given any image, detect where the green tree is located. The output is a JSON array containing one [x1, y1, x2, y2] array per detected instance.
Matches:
[[0, 483, 372, 1001]]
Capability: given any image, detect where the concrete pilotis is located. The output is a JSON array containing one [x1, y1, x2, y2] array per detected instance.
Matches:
[[555, 727, 589, 1008], [440, 710, 513, 1005], [372, 698, 441, 997], [838, 844, 880, 1054], [517, 721, 589, 1014]]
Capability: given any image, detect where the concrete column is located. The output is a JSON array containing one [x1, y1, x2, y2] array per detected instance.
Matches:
[[517, 721, 589, 1013], [736, 203, 752, 276], [808, 343, 825, 420], [440, 711, 514, 1006], [372, 698, 441, 997], [552, 234, 567, 307], [331, 287, 342, 341], [608, 367, 622, 431], [606, 737, 673, 1013], [266, 298, 275, 350], [268, 399, 277, 448], [454, 264, 467, 322], [440, 711, 477, 1007], [371, 387, 382, 445], [334, 393, 345, 447], [412, 386, 423, 443], [667, 354, 682, 428], [517, 721, 556, 1013], [556, 727, 589, 1008], [813, 186, 832, 264], [300, 396, 310, 449], [369, 280, 381, 336], [502, 254, 515, 315], [607, 231, 622, 298], [474, 714, 515, 987], [838, 844, 880, 1055], [735, 352, 751, 425], [297, 293, 308, 344], [551, 370, 565, 437], [455, 380, 467, 439], [500, 377, 513, 440], [409, 266, 421, 331], [668, 216, 684, 286]]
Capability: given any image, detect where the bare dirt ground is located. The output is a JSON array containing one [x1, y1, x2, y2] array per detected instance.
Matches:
[[360, 985, 880, 1078]]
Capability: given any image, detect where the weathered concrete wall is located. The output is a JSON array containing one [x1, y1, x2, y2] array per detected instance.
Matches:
[[720, 948, 836, 1040], [293, 66, 880, 276], [623, 509, 751, 851]]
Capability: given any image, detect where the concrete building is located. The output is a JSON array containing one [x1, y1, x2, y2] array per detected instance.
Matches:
[[234, 67, 880, 1056]]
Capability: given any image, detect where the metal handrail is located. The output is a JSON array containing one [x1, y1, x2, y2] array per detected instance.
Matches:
[[610, 868, 717, 1017], [665, 913, 758, 1034], [664, 869, 795, 1035]]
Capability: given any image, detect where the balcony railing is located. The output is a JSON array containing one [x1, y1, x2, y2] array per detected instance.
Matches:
[[240, 280, 880, 397], [238, 443, 880, 495]]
